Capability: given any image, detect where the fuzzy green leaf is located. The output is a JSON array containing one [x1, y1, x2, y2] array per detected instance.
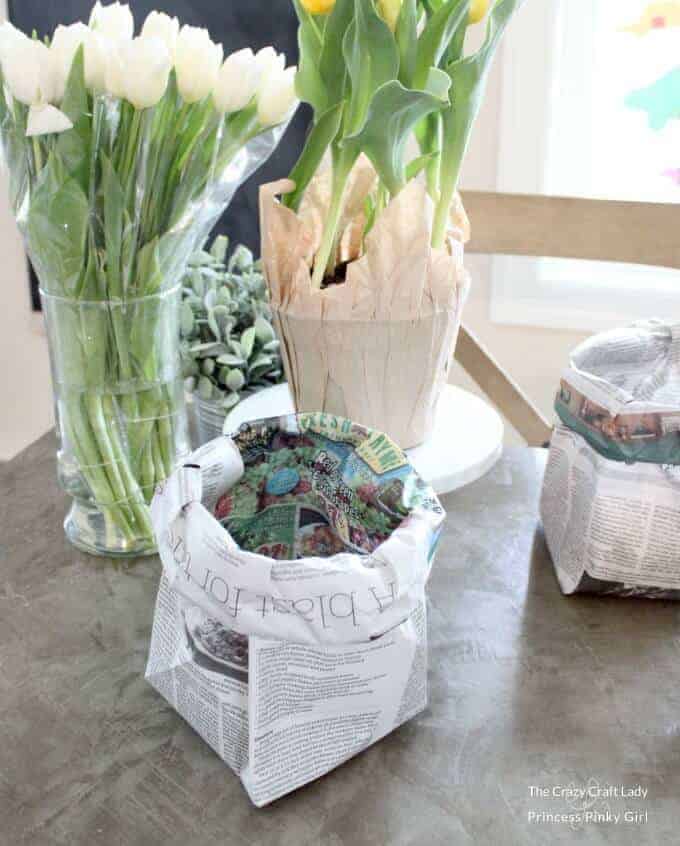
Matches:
[[239, 327, 256, 359], [217, 353, 246, 367], [226, 369, 246, 392], [254, 316, 276, 343]]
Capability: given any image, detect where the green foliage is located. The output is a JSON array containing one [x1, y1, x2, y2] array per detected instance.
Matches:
[[432, 0, 524, 246], [290, 0, 524, 269], [181, 236, 285, 410]]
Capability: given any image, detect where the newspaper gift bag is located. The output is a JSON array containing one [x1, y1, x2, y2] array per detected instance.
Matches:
[[541, 320, 680, 598], [146, 413, 444, 806]]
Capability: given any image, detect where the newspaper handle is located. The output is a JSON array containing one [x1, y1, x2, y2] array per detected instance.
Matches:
[[151, 437, 437, 645]]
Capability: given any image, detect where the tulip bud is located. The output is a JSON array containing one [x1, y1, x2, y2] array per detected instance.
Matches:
[[0, 21, 28, 67], [89, 1, 134, 42], [469, 0, 490, 24], [51, 23, 109, 100], [175, 25, 224, 104], [3, 38, 56, 106], [254, 46, 286, 87], [141, 11, 180, 61], [106, 36, 172, 109], [300, 0, 336, 13], [257, 65, 298, 128], [213, 48, 259, 114], [378, 0, 402, 32]]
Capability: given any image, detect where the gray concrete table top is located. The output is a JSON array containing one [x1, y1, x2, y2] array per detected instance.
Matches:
[[2, 435, 679, 846]]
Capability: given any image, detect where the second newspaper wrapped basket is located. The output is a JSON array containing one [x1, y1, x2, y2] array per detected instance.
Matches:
[[146, 412, 444, 806]]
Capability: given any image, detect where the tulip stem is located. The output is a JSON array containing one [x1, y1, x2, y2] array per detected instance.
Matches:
[[32, 137, 43, 174], [311, 145, 356, 289]]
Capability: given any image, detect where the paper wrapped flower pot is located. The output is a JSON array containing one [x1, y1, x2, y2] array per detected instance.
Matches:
[[260, 160, 470, 449], [146, 412, 445, 806], [541, 320, 680, 598]]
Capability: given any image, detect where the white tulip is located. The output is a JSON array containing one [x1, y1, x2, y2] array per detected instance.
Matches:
[[51, 23, 108, 99], [107, 36, 172, 109], [26, 103, 73, 136], [141, 11, 179, 60], [254, 46, 285, 87], [2, 38, 56, 105], [89, 2, 134, 42], [105, 41, 126, 99], [0, 21, 28, 68], [213, 48, 260, 114], [257, 65, 298, 128], [175, 26, 223, 104]]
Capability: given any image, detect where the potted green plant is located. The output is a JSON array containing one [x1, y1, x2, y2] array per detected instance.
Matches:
[[180, 236, 284, 444], [260, 0, 523, 447]]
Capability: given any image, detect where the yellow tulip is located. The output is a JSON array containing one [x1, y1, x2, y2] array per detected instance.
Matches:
[[378, 0, 402, 32], [469, 0, 490, 24], [300, 0, 335, 14]]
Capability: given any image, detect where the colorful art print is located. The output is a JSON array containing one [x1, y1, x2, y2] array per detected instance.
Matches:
[[557, 380, 670, 442], [217, 414, 436, 561], [555, 379, 680, 465]]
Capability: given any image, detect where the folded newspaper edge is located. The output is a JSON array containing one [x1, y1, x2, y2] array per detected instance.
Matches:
[[150, 435, 442, 645]]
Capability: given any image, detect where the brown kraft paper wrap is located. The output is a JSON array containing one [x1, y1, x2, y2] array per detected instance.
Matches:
[[260, 159, 471, 449]]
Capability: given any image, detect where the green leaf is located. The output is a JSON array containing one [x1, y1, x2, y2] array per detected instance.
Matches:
[[241, 326, 256, 359], [346, 74, 450, 195], [197, 376, 214, 400], [180, 302, 195, 336], [222, 392, 242, 410], [415, 0, 470, 87], [27, 152, 89, 297], [135, 237, 162, 294], [433, 0, 524, 245], [202, 358, 216, 376], [292, 0, 328, 116], [343, 0, 400, 135], [283, 102, 344, 211], [396, 0, 418, 86], [254, 316, 276, 344], [444, 0, 520, 191], [405, 151, 439, 180], [56, 45, 91, 192], [216, 353, 246, 367], [318, 0, 355, 111], [101, 153, 125, 298], [191, 342, 225, 357], [226, 369, 246, 392], [207, 309, 221, 341], [229, 244, 254, 272], [210, 234, 229, 262]]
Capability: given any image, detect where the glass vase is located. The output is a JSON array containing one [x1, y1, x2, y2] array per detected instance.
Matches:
[[41, 285, 189, 557]]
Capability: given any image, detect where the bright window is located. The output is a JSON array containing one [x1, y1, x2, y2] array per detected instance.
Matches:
[[491, 0, 680, 331]]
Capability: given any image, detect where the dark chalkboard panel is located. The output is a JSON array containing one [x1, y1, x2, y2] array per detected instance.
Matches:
[[8, 0, 309, 254]]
